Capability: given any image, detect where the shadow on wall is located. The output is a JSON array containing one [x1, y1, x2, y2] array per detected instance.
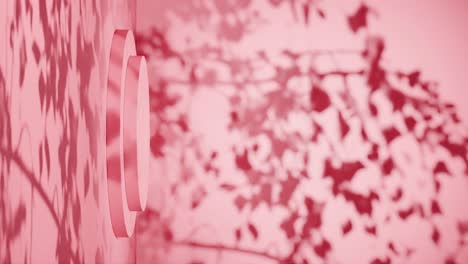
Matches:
[[134, 1, 468, 264], [1, 0, 111, 262], [2, 0, 468, 263]]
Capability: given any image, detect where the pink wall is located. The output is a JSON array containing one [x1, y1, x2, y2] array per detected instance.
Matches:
[[2, 0, 468, 263]]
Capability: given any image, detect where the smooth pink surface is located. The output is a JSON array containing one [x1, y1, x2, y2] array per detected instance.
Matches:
[[124, 55, 149, 211], [106, 29, 137, 237]]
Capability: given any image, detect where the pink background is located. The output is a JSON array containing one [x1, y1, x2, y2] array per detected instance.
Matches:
[[1, 0, 468, 263]]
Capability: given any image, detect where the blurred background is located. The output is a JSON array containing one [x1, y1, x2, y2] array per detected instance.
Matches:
[[1, 0, 468, 263]]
